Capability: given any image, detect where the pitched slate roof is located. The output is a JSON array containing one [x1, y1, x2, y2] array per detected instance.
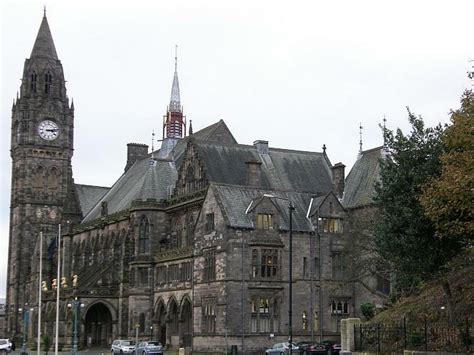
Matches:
[[343, 146, 383, 209], [83, 158, 177, 222], [212, 184, 316, 232], [80, 121, 234, 223], [194, 141, 333, 195], [75, 184, 110, 216], [30, 15, 58, 59]]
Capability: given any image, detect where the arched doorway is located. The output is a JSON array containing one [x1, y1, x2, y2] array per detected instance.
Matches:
[[179, 298, 192, 347], [155, 302, 166, 346], [84, 303, 113, 348], [167, 299, 179, 346]]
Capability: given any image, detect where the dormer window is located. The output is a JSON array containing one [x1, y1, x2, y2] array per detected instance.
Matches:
[[45, 71, 52, 94], [30, 71, 37, 93], [257, 213, 273, 230]]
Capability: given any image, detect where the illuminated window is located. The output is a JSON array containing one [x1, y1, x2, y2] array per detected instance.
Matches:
[[250, 297, 279, 333], [257, 213, 273, 230], [321, 218, 343, 233]]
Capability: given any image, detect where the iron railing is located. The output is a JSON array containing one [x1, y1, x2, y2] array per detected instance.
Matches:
[[354, 318, 472, 353]]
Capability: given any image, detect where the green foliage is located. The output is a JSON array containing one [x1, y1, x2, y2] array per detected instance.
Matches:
[[360, 302, 375, 320], [41, 335, 51, 355], [420, 90, 474, 243], [374, 109, 463, 295]]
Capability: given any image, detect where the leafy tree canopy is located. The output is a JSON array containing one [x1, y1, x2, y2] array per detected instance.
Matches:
[[420, 90, 473, 243], [374, 110, 463, 295]]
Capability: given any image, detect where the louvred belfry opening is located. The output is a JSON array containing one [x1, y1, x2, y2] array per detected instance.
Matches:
[[163, 47, 186, 139]]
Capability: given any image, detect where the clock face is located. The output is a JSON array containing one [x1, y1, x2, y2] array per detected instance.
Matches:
[[38, 120, 59, 141]]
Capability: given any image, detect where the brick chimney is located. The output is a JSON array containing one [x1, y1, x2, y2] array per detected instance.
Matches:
[[125, 143, 149, 172], [331, 162, 345, 199], [245, 160, 262, 187]]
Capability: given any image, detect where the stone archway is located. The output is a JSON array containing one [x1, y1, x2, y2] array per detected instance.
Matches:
[[167, 298, 179, 346], [154, 301, 167, 346], [84, 303, 113, 348], [179, 297, 192, 347]]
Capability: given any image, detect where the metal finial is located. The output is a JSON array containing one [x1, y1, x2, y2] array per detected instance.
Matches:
[[322, 144, 327, 154], [152, 130, 155, 152], [189, 119, 193, 135], [44, 5, 46, 17], [175, 45, 178, 72], [383, 115, 387, 147], [359, 122, 363, 153]]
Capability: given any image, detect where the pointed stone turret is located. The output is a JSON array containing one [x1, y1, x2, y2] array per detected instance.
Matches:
[[162, 46, 186, 141], [30, 13, 58, 60]]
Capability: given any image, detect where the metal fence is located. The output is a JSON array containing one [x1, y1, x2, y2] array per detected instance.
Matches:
[[354, 318, 472, 353]]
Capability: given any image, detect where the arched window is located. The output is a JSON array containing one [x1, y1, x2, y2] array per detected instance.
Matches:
[[138, 216, 150, 254], [185, 166, 194, 194], [302, 311, 308, 330], [30, 71, 37, 93], [45, 71, 52, 94], [139, 313, 146, 332]]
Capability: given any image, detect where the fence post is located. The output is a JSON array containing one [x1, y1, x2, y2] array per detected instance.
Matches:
[[424, 316, 428, 351], [403, 317, 407, 349]]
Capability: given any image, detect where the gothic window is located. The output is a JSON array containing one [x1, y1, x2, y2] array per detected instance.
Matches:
[[181, 262, 192, 281], [168, 264, 179, 283], [202, 298, 216, 334], [34, 166, 45, 193], [314, 257, 320, 279], [332, 253, 347, 279], [257, 213, 273, 230], [331, 300, 350, 315], [30, 71, 37, 93], [302, 311, 308, 330], [205, 213, 214, 232], [45, 71, 52, 94], [203, 248, 216, 281], [139, 313, 146, 332], [251, 249, 279, 279], [138, 268, 149, 286], [321, 218, 343, 233], [250, 297, 279, 333], [138, 216, 150, 254], [185, 166, 194, 194], [48, 167, 59, 195], [156, 266, 167, 284], [186, 214, 194, 246]]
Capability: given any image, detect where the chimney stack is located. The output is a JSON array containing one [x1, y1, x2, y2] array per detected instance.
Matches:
[[254, 140, 269, 155], [125, 143, 149, 172], [331, 162, 345, 199], [245, 160, 262, 187]]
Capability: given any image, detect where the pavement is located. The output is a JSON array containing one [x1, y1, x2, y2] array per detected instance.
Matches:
[[9, 350, 178, 355]]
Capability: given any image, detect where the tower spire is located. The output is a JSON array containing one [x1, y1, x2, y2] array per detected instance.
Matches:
[[30, 10, 58, 59], [382, 115, 388, 148], [169, 45, 181, 113], [163, 46, 185, 140], [359, 122, 363, 153]]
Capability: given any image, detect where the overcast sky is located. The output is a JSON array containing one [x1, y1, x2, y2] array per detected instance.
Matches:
[[1, 0, 472, 298]]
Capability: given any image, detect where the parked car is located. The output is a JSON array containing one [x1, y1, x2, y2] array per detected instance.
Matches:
[[111, 339, 136, 354], [134, 341, 164, 355], [320, 341, 341, 355], [0, 339, 12, 353], [295, 342, 327, 355], [265, 342, 300, 355]]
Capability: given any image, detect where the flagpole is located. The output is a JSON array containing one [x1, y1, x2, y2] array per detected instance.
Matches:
[[37, 231, 43, 355], [55, 224, 61, 355]]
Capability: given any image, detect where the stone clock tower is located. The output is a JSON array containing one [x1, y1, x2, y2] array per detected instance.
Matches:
[[6, 13, 81, 337]]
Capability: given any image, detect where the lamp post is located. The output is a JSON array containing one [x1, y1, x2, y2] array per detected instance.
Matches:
[[68, 298, 83, 355], [246, 194, 294, 353]]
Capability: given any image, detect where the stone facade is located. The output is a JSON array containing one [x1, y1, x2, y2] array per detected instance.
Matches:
[[5, 13, 389, 354]]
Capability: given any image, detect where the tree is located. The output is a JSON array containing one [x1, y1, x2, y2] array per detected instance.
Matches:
[[374, 110, 463, 295], [420, 90, 473, 244]]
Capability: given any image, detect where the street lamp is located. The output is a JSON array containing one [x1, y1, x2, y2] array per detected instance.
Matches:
[[246, 194, 295, 353], [67, 298, 83, 355]]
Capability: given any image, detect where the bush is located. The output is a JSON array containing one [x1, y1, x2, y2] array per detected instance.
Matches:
[[360, 302, 375, 320]]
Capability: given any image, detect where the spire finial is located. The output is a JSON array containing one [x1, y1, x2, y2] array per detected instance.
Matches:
[[322, 144, 327, 154], [150, 130, 156, 165], [382, 115, 387, 147], [44, 5, 46, 17], [359, 122, 363, 153], [189, 119, 193, 135], [175, 45, 178, 73]]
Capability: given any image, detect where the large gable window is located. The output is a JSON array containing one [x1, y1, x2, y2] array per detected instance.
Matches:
[[257, 213, 273, 230], [251, 249, 279, 279], [138, 216, 150, 254], [321, 218, 343, 233]]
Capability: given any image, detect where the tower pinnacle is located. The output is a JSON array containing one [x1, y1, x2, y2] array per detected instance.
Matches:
[[30, 11, 58, 59]]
